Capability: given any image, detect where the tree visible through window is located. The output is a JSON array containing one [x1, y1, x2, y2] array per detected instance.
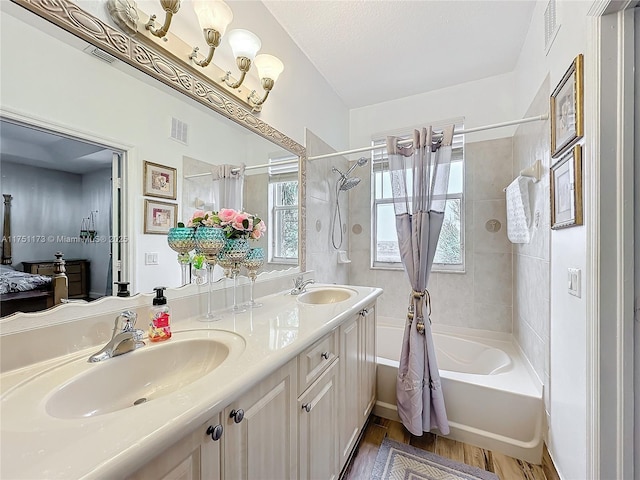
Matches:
[[271, 181, 298, 261], [372, 129, 464, 271]]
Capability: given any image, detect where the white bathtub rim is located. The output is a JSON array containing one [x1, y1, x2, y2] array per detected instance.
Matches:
[[376, 321, 543, 398], [377, 317, 513, 343]]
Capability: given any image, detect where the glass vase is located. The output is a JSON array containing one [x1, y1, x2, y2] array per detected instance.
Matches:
[[218, 237, 249, 313], [167, 227, 196, 286], [242, 247, 264, 308], [194, 227, 226, 321]]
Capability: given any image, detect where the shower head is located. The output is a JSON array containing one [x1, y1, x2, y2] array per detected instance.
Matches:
[[344, 156, 368, 177], [331, 157, 368, 188], [339, 177, 361, 191]]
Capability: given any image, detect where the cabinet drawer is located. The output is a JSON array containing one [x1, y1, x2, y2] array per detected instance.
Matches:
[[298, 330, 337, 395], [65, 263, 84, 274], [34, 264, 54, 275]]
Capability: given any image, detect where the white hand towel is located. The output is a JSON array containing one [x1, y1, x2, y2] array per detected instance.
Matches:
[[506, 176, 533, 244]]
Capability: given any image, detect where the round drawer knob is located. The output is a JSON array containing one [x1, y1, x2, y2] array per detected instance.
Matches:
[[206, 424, 223, 441], [302, 403, 311, 413], [230, 409, 245, 423], [321, 352, 330, 360]]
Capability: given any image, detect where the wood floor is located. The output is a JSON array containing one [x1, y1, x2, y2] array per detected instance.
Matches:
[[341, 415, 560, 480]]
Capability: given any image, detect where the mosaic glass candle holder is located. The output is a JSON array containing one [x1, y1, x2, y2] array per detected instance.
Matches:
[[217, 237, 249, 313], [242, 247, 264, 308], [167, 227, 196, 286], [194, 227, 226, 321]]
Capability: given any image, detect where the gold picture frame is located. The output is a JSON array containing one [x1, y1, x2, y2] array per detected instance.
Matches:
[[550, 54, 584, 157], [143, 161, 177, 200], [551, 145, 583, 229], [144, 199, 177, 234]]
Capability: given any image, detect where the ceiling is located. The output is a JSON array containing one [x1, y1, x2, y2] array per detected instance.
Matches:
[[262, 0, 537, 109], [0, 121, 114, 175]]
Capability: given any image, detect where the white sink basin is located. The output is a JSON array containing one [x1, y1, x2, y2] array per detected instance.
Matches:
[[3, 330, 245, 420], [297, 287, 356, 305]]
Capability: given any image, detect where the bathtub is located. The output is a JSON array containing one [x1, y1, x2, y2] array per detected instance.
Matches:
[[375, 320, 544, 464]]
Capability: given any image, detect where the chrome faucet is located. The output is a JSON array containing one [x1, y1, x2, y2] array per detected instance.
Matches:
[[88, 310, 145, 362], [291, 276, 315, 295]]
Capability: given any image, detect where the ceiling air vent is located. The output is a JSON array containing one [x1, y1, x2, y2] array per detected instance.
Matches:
[[170, 117, 188, 145], [544, 0, 559, 54], [83, 45, 117, 64]]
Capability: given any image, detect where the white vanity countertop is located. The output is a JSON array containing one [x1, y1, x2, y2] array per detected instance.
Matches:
[[0, 284, 382, 480]]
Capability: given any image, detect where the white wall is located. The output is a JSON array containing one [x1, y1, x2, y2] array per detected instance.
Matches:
[[0, 162, 85, 263], [512, 2, 592, 479], [349, 72, 518, 148], [0, 1, 348, 294]]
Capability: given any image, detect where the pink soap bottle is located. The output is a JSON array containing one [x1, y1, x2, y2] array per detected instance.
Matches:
[[149, 287, 171, 342]]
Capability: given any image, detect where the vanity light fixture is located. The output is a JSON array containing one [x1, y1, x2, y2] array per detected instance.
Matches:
[[189, 0, 233, 68], [145, 0, 181, 38], [222, 29, 262, 89], [107, 0, 283, 111], [248, 54, 284, 111]]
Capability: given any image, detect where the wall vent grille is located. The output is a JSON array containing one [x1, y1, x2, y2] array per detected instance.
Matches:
[[83, 45, 117, 64], [544, 0, 559, 53], [170, 117, 188, 145]]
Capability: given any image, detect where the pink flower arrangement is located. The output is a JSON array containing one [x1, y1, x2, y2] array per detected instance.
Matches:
[[181, 208, 265, 240]]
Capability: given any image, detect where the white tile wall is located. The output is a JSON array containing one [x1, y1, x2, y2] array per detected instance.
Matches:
[[512, 77, 551, 418], [304, 129, 349, 284]]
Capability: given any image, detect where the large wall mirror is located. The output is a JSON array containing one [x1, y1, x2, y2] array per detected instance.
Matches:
[[0, 0, 306, 317]]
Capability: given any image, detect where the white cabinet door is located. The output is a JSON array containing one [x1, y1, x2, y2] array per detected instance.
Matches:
[[298, 359, 339, 480], [127, 414, 222, 480], [339, 314, 360, 468], [223, 360, 297, 480]]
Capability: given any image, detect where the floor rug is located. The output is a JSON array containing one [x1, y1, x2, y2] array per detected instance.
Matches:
[[370, 438, 499, 480]]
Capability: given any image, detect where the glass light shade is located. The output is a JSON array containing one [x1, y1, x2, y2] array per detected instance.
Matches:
[[227, 29, 261, 61], [254, 54, 284, 82], [193, 0, 233, 36]]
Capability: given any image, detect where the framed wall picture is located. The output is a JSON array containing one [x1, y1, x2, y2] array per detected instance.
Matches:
[[143, 161, 177, 199], [550, 145, 583, 229], [550, 54, 584, 157], [144, 199, 177, 234]]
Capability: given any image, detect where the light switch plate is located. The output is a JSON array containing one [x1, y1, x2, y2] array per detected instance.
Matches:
[[568, 268, 581, 297], [145, 252, 159, 265]]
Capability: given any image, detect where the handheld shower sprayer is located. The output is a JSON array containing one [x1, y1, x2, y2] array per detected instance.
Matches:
[[331, 157, 369, 249]]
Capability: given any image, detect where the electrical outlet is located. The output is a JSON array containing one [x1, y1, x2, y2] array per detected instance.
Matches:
[[145, 252, 159, 265]]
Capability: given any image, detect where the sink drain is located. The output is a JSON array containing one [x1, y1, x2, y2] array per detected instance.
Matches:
[[133, 397, 148, 406]]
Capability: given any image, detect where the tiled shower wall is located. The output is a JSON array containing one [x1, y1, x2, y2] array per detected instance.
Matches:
[[348, 136, 514, 333], [304, 129, 349, 284], [512, 78, 551, 405]]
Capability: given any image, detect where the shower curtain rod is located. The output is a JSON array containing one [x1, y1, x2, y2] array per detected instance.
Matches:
[[184, 159, 298, 179], [306, 113, 549, 161], [184, 113, 548, 178]]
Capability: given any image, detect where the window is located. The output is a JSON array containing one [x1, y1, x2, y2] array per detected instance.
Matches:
[[372, 127, 465, 272], [268, 155, 299, 263]]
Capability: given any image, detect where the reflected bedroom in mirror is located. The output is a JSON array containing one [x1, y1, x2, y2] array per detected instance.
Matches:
[[0, 119, 122, 317]]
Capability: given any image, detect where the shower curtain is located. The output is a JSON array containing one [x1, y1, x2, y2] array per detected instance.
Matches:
[[386, 125, 454, 436], [211, 164, 245, 211]]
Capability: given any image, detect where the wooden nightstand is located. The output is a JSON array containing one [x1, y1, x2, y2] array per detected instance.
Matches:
[[22, 259, 90, 299]]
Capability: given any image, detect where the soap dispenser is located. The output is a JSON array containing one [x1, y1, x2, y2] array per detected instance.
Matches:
[[149, 287, 171, 342]]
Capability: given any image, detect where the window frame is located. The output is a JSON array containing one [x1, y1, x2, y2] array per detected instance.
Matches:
[[267, 155, 299, 265], [370, 127, 465, 273]]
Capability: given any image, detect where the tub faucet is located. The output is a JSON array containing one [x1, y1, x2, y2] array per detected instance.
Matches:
[[291, 276, 314, 295], [88, 311, 145, 362]]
